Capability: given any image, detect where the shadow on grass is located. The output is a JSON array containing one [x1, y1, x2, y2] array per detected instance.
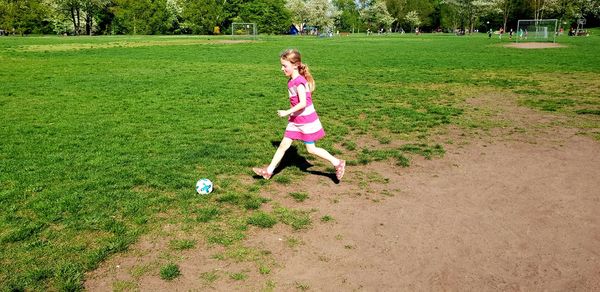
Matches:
[[252, 141, 338, 183]]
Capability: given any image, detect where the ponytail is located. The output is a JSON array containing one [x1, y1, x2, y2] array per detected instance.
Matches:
[[298, 63, 315, 91]]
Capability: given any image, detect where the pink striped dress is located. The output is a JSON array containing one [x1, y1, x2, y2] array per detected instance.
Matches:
[[284, 76, 325, 142]]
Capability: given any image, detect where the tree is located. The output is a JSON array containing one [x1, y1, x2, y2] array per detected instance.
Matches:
[[405, 10, 421, 31], [440, 0, 461, 31], [286, 0, 339, 33], [490, 0, 514, 31], [286, 0, 308, 29], [111, 0, 172, 34], [0, 0, 53, 35], [237, 0, 291, 34], [530, 0, 559, 20], [359, 0, 395, 31], [305, 0, 340, 32], [573, 0, 600, 19], [384, 0, 406, 31], [385, 0, 437, 32], [442, 0, 495, 34], [81, 0, 110, 35], [165, 0, 183, 33], [55, 0, 84, 34], [181, 0, 228, 34], [334, 0, 362, 31], [406, 0, 435, 29]]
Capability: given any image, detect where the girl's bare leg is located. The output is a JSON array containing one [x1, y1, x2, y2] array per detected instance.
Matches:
[[267, 137, 293, 174], [305, 143, 340, 166]]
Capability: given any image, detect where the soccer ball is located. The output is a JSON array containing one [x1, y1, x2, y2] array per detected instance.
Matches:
[[195, 178, 213, 195]]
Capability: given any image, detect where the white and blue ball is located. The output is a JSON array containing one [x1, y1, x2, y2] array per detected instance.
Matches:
[[195, 178, 213, 195]]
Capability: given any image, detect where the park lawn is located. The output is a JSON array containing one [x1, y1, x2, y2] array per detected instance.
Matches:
[[1, 31, 599, 290]]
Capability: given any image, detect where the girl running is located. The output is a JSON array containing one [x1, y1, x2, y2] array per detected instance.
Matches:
[[253, 49, 345, 181]]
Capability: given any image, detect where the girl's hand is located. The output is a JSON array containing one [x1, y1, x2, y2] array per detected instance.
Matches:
[[277, 110, 289, 117]]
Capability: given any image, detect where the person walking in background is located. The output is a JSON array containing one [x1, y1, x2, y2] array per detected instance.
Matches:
[[518, 28, 524, 39], [253, 49, 346, 181]]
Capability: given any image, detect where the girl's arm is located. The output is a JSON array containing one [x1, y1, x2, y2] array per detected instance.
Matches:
[[278, 84, 307, 117]]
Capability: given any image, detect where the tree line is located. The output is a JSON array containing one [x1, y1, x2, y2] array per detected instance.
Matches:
[[0, 0, 598, 36]]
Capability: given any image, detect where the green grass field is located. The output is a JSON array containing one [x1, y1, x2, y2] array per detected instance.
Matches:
[[1, 31, 599, 290]]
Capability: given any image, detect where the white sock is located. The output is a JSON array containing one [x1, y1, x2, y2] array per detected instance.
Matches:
[[267, 165, 275, 174]]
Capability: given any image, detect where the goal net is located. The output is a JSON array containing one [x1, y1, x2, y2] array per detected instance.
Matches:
[[516, 19, 558, 43], [231, 23, 257, 39]]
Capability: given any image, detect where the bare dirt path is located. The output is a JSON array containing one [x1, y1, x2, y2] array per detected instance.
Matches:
[[86, 96, 600, 291]]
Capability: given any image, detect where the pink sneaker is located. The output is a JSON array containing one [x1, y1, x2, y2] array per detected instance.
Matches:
[[335, 160, 346, 181], [252, 167, 272, 180]]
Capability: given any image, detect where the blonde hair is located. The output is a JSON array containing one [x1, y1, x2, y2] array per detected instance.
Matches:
[[280, 49, 315, 91]]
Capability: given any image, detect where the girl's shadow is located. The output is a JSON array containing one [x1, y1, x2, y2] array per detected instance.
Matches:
[[255, 141, 338, 183]]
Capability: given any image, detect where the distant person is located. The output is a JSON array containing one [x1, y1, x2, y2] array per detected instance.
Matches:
[[518, 28, 524, 39], [509, 28, 513, 39], [488, 28, 493, 39], [252, 49, 346, 181], [499, 27, 504, 39]]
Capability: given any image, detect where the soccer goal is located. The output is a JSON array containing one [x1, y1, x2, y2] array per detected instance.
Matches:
[[516, 19, 558, 43], [231, 22, 257, 39]]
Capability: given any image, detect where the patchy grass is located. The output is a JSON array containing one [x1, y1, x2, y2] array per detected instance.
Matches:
[[230, 272, 248, 281], [521, 98, 576, 111], [131, 261, 159, 279], [159, 263, 181, 281], [113, 280, 137, 292], [247, 211, 278, 228], [169, 239, 196, 250], [295, 281, 310, 291], [273, 207, 312, 230], [200, 270, 220, 285], [289, 191, 309, 202], [576, 109, 600, 116], [285, 236, 304, 248]]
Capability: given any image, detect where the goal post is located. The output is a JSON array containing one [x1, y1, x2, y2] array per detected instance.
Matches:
[[516, 19, 558, 43], [231, 22, 257, 39]]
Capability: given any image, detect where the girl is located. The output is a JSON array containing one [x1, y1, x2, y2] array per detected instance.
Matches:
[[253, 49, 346, 181]]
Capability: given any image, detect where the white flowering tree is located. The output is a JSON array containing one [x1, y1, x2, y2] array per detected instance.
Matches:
[[572, 0, 600, 19], [166, 0, 183, 27], [359, 0, 395, 31], [286, 0, 309, 30], [404, 10, 420, 31], [287, 0, 339, 33], [306, 0, 340, 32]]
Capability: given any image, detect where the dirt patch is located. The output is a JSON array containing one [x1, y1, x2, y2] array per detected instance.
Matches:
[[85, 95, 600, 290], [17, 39, 253, 52], [504, 42, 566, 49]]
